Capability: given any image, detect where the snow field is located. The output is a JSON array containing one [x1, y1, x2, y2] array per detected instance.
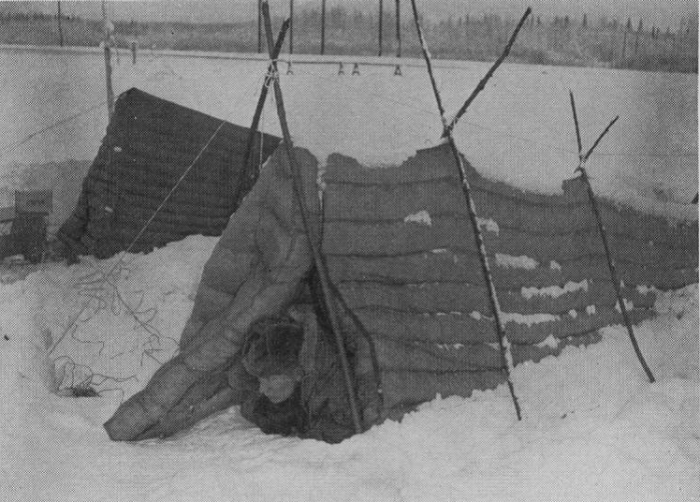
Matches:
[[0, 235, 697, 502], [0, 48, 697, 223]]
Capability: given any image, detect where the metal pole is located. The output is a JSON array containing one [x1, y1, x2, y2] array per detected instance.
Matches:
[[378, 0, 384, 56], [257, 0, 262, 53], [57, 1, 64, 47], [261, 1, 364, 434], [395, 0, 401, 57], [289, 0, 294, 55], [409, 0, 524, 421], [568, 91, 655, 383], [102, 0, 114, 119], [320, 0, 326, 55]]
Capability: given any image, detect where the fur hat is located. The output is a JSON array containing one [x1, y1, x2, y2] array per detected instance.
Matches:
[[242, 317, 304, 378]]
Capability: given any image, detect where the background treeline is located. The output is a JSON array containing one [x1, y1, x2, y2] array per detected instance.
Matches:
[[0, 7, 696, 73]]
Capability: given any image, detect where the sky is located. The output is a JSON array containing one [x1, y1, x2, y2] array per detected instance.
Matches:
[[3, 0, 697, 28]]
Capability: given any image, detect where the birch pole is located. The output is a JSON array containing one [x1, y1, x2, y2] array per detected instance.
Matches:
[[568, 91, 655, 383], [261, 1, 364, 434], [443, 8, 531, 138], [409, 0, 528, 421]]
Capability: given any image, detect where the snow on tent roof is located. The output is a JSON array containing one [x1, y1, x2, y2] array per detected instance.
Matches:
[[56, 88, 281, 259], [104, 142, 698, 442]]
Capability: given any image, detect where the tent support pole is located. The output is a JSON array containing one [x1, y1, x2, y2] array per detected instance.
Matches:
[[568, 91, 655, 383], [443, 8, 531, 138], [239, 18, 291, 202], [409, 0, 525, 421], [261, 1, 364, 434]]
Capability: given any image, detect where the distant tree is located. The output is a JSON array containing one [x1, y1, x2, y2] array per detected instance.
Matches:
[[611, 19, 618, 30], [637, 18, 643, 33], [536, 15, 542, 26], [626, 17, 632, 31], [564, 15, 570, 27], [582, 13, 588, 28]]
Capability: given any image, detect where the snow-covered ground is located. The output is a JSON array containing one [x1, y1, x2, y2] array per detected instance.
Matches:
[[0, 45, 697, 501], [0, 236, 697, 502]]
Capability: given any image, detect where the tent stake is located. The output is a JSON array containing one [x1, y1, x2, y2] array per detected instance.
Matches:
[[239, 17, 291, 202], [409, 0, 524, 421], [443, 8, 531, 138], [568, 91, 655, 383], [261, 1, 364, 434]]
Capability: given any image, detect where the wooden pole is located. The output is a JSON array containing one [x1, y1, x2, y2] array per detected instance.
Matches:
[[57, 1, 64, 47], [443, 8, 531, 138], [289, 0, 294, 55], [409, 0, 523, 421], [320, 0, 326, 55], [378, 0, 384, 56], [261, 1, 364, 434], [239, 18, 291, 202], [102, 0, 114, 119], [568, 91, 655, 384]]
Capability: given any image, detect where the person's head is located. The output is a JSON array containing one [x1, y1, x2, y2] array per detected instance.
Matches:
[[242, 317, 304, 404]]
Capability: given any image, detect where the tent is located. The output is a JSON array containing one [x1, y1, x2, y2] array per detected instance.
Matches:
[[57, 88, 281, 258], [104, 141, 698, 441]]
